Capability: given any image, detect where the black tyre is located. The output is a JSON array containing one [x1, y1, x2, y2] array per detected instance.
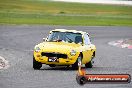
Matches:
[[85, 60, 92, 68], [85, 53, 95, 68], [72, 55, 82, 70], [33, 56, 42, 70]]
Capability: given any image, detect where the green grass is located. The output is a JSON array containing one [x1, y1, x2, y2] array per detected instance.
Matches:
[[0, 0, 132, 26]]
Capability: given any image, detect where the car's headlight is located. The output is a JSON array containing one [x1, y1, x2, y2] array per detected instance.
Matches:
[[70, 50, 76, 56], [34, 47, 41, 52]]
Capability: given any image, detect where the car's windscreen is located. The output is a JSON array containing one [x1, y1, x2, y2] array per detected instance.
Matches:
[[47, 31, 82, 44]]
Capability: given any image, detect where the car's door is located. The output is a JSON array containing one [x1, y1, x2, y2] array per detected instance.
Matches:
[[82, 33, 93, 64]]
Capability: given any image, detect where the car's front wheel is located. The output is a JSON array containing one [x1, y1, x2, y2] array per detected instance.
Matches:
[[72, 55, 82, 70], [85, 61, 92, 68], [85, 52, 95, 68], [33, 56, 42, 70]]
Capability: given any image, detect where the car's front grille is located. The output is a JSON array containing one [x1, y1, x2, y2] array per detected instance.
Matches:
[[41, 52, 67, 59]]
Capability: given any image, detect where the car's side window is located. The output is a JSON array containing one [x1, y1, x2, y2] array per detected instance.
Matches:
[[84, 33, 91, 45]]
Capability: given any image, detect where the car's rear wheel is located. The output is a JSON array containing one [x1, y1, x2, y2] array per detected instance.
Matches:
[[33, 56, 42, 70], [72, 55, 82, 70]]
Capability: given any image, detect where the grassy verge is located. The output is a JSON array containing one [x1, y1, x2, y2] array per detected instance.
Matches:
[[0, 0, 132, 26]]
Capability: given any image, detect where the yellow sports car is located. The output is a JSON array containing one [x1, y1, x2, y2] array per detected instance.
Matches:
[[33, 29, 96, 69]]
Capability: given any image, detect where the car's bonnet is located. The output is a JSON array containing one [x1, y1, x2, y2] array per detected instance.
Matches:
[[37, 42, 81, 54]]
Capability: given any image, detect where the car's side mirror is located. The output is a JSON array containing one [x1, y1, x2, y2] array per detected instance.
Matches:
[[89, 37, 92, 43], [43, 38, 46, 41], [78, 42, 83, 45]]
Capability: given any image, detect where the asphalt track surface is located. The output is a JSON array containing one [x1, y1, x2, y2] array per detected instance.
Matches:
[[0, 25, 132, 88]]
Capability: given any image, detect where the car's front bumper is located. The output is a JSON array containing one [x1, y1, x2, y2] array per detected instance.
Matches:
[[34, 51, 78, 65]]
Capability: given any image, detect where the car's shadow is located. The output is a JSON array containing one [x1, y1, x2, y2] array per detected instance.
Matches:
[[40, 66, 77, 71], [36, 65, 95, 71]]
